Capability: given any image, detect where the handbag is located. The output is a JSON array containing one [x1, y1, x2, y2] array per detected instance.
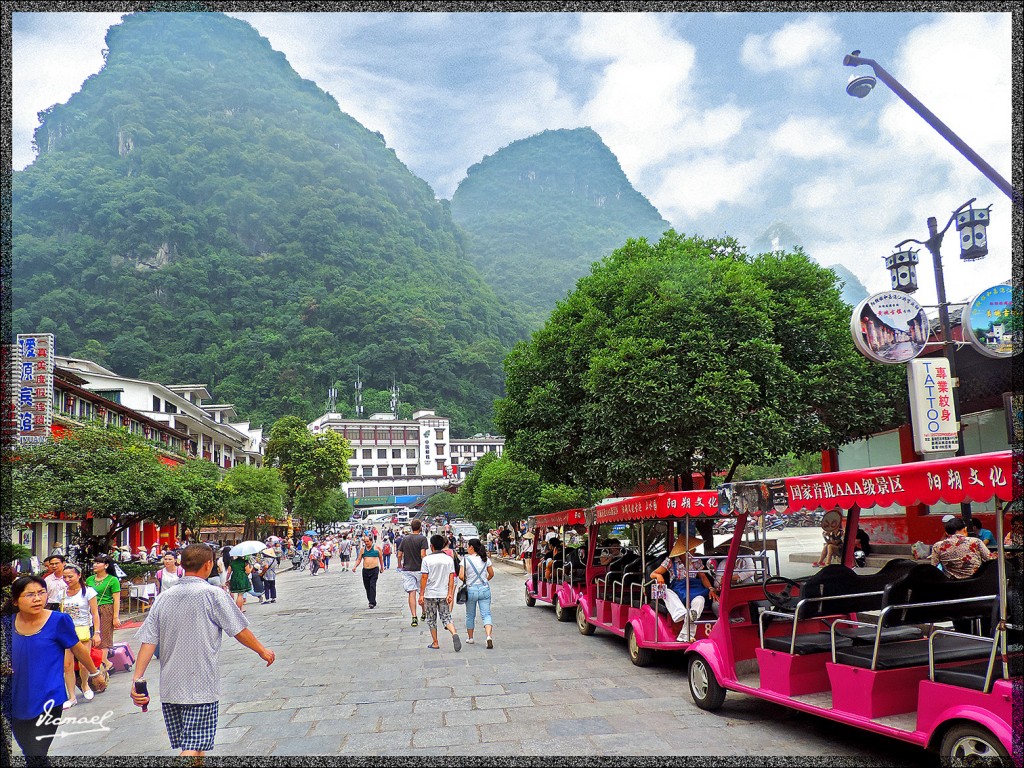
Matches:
[[456, 584, 468, 604]]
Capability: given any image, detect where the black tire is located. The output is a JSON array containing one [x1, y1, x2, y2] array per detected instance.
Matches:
[[525, 586, 536, 607], [688, 654, 726, 711], [626, 625, 653, 667], [577, 604, 596, 635], [554, 596, 573, 622], [940, 723, 1009, 765]]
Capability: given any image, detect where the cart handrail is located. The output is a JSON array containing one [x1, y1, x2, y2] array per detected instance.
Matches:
[[757, 589, 886, 654], [928, 628, 1001, 693]]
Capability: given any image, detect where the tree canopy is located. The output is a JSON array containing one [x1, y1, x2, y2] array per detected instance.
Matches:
[[219, 463, 286, 540], [12, 425, 200, 549], [495, 230, 905, 494], [265, 415, 352, 525]]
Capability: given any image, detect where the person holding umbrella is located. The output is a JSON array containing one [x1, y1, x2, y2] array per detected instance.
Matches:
[[225, 541, 264, 612]]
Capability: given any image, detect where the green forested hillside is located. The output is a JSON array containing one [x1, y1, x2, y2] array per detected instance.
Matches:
[[449, 128, 670, 328], [12, 12, 527, 434]]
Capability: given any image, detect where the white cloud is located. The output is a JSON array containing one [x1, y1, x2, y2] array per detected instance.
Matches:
[[740, 17, 841, 72], [878, 13, 1012, 182], [653, 155, 771, 222], [568, 12, 753, 201], [791, 176, 841, 209], [769, 116, 847, 158]]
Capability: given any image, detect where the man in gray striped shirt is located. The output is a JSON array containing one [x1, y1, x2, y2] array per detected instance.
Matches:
[[130, 544, 275, 757]]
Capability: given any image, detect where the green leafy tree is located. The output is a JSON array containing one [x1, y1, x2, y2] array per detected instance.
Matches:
[[424, 489, 459, 521], [471, 457, 542, 531], [455, 451, 499, 523], [174, 458, 225, 541], [265, 416, 352, 530], [297, 488, 353, 534], [11, 424, 194, 553], [496, 231, 904, 495], [219, 463, 286, 540], [536, 483, 608, 516]]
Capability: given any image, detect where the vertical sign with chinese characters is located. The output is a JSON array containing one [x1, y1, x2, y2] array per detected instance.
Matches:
[[907, 358, 959, 454], [17, 333, 55, 445]]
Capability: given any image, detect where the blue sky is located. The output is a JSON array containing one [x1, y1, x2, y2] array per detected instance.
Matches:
[[11, 10, 1014, 309]]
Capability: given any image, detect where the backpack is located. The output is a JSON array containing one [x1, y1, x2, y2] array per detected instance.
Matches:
[[155, 566, 184, 593], [383, 543, 392, 555]]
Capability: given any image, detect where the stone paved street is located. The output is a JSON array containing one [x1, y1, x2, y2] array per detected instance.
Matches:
[[36, 556, 924, 759]]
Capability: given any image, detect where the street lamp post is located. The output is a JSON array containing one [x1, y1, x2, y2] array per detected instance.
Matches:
[[893, 198, 992, 525], [843, 51, 1019, 208]]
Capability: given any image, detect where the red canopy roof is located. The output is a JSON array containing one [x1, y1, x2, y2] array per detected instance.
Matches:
[[529, 508, 587, 530], [720, 451, 1015, 515], [588, 490, 721, 525]]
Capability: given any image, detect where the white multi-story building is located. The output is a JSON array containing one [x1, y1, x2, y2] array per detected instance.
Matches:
[[450, 433, 505, 473], [308, 409, 452, 506], [55, 357, 265, 469]]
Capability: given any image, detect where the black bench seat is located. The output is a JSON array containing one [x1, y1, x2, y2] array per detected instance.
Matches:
[[763, 632, 854, 655], [833, 635, 991, 670], [932, 659, 1006, 691]]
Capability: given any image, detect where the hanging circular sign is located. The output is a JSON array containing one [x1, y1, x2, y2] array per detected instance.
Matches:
[[851, 292, 930, 364], [962, 284, 1016, 359]]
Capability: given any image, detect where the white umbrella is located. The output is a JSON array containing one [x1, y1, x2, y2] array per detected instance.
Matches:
[[230, 540, 267, 557]]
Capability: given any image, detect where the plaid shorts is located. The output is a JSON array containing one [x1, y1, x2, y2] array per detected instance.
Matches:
[[162, 702, 219, 751], [424, 597, 452, 630]]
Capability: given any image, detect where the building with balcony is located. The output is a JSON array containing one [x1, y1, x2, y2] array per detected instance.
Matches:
[[308, 409, 452, 509], [450, 433, 505, 474], [55, 359, 266, 470]]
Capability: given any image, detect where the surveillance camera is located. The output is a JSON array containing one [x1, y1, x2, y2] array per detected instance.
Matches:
[[846, 73, 876, 99]]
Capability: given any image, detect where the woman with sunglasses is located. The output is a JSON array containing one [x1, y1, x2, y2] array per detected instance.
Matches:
[[60, 564, 101, 707], [3, 576, 106, 761]]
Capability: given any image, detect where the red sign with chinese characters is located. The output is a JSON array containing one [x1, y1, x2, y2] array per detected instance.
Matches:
[[530, 508, 587, 529], [778, 451, 1013, 512], [591, 490, 720, 524]]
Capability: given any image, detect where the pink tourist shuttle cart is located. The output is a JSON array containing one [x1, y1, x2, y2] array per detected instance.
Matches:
[[684, 450, 1018, 765], [524, 508, 588, 622], [574, 489, 771, 666]]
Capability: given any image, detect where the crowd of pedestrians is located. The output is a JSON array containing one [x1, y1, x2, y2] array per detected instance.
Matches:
[[4, 517, 502, 761]]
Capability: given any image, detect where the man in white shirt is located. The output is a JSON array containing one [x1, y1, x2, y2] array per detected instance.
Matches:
[[43, 554, 68, 610], [130, 544, 275, 757], [419, 535, 462, 652]]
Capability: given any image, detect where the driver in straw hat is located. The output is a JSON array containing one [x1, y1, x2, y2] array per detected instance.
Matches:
[[651, 534, 717, 643]]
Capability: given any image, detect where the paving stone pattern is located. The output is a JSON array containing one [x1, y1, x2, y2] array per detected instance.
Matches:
[[35, 559, 922, 758]]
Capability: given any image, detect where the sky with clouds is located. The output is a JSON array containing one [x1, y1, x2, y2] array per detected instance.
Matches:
[[10, 9, 1015, 309]]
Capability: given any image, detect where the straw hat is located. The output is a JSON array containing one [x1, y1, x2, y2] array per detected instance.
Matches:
[[669, 536, 704, 558]]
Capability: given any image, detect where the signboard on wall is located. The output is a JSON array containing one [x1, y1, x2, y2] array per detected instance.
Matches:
[[851, 293, 930, 364], [963, 284, 1017, 359], [907, 358, 959, 454], [16, 333, 55, 445]]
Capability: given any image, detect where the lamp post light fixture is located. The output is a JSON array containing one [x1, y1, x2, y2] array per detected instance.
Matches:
[[954, 203, 991, 261], [894, 198, 993, 524], [884, 247, 920, 293], [843, 51, 1018, 207]]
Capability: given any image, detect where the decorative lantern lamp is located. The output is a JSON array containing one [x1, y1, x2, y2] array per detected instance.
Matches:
[[955, 204, 991, 261], [884, 248, 920, 293]]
